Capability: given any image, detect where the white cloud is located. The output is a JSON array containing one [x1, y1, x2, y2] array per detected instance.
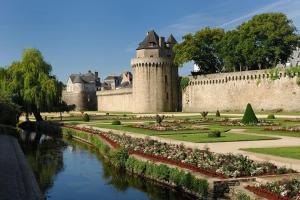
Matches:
[[161, 13, 224, 38]]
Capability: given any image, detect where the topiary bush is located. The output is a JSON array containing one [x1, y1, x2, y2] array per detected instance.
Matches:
[[216, 110, 221, 117], [111, 120, 121, 125], [241, 103, 258, 124], [267, 114, 276, 119], [82, 113, 90, 122], [208, 131, 221, 138]]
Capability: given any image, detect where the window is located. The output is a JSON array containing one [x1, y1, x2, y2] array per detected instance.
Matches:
[[165, 75, 168, 84], [166, 92, 169, 100]]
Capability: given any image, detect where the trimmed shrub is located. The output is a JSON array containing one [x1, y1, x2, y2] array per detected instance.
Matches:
[[155, 115, 165, 125], [267, 114, 276, 119], [82, 113, 90, 122], [208, 131, 221, 138], [216, 110, 221, 117], [241, 103, 258, 124], [201, 111, 208, 119], [111, 120, 121, 125]]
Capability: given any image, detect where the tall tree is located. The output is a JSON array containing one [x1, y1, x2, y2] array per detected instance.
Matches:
[[174, 27, 225, 74], [237, 12, 300, 69], [220, 30, 246, 72], [4, 48, 68, 121]]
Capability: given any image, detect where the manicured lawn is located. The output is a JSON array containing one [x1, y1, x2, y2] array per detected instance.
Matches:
[[245, 128, 300, 138], [159, 132, 278, 143], [242, 146, 300, 160]]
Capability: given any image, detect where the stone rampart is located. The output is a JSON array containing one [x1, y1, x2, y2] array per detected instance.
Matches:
[[96, 88, 133, 112], [182, 69, 300, 112]]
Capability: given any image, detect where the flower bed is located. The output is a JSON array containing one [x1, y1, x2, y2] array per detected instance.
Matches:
[[63, 125, 296, 179], [129, 123, 207, 131], [264, 126, 300, 132], [246, 179, 300, 200], [221, 120, 278, 126]]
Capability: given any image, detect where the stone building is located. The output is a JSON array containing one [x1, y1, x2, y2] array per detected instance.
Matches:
[[96, 30, 179, 112], [62, 70, 100, 111], [64, 31, 300, 113]]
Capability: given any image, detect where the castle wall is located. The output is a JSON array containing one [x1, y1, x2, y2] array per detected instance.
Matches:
[[182, 69, 300, 112], [96, 88, 133, 112], [62, 91, 97, 111]]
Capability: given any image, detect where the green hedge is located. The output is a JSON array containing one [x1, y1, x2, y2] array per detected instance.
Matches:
[[62, 127, 208, 198], [125, 157, 208, 198]]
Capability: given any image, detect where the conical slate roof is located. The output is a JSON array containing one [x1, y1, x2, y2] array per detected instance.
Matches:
[[137, 30, 160, 50], [167, 34, 177, 44]]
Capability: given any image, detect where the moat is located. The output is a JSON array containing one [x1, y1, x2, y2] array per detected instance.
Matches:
[[18, 132, 193, 200]]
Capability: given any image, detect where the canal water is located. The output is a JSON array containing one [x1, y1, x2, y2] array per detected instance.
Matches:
[[18, 132, 194, 200]]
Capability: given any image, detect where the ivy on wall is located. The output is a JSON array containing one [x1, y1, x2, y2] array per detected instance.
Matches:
[[268, 66, 300, 86]]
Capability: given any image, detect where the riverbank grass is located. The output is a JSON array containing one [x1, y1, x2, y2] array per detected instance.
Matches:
[[241, 146, 300, 160]]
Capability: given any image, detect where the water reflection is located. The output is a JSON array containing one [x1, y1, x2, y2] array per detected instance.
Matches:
[[19, 132, 194, 200]]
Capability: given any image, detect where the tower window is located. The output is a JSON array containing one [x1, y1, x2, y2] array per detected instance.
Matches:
[[166, 92, 169, 100], [165, 75, 168, 84]]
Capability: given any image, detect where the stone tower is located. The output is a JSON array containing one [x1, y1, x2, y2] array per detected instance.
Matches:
[[131, 30, 179, 113]]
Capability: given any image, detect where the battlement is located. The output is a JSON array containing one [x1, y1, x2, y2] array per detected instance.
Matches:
[[96, 88, 132, 96], [187, 69, 299, 86], [183, 69, 300, 112]]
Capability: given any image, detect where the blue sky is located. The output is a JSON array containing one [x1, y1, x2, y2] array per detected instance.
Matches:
[[0, 0, 300, 83]]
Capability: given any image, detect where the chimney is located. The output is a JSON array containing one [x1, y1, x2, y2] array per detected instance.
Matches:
[[159, 37, 165, 47]]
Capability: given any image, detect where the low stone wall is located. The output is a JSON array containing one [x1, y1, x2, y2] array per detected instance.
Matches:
[[183, 69, 300, 112], [96, 88, 133, 112], [0, 132, 42, 200]]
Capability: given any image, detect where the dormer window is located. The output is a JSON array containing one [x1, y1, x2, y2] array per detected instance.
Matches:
[[149, 42, 156, 47]]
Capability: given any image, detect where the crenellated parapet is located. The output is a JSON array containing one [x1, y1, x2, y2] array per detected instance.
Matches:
[[183, 69, 300, 112], [187, 69, 299, 87]]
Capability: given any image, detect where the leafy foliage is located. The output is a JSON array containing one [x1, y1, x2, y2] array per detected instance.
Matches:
[[174, 27, 225, 74], [82, 113, 90, 122], [0, 48, 72, 121], [155, 115, 165, 125], [174, 13, 300, 73], [208, 131, 221, 138], [267, 114, 276, 119], [201, 111, 208, 119], [180, 77, 190, 91], [112, 120, 121, 125], [0, 94, 20, 126], [241, 103, 258, 124]]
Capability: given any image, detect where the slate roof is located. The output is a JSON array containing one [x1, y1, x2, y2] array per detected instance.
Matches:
[[167, 34, 177, 44], [70, 72, 97, 84], [137, 30, 160, 50]]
